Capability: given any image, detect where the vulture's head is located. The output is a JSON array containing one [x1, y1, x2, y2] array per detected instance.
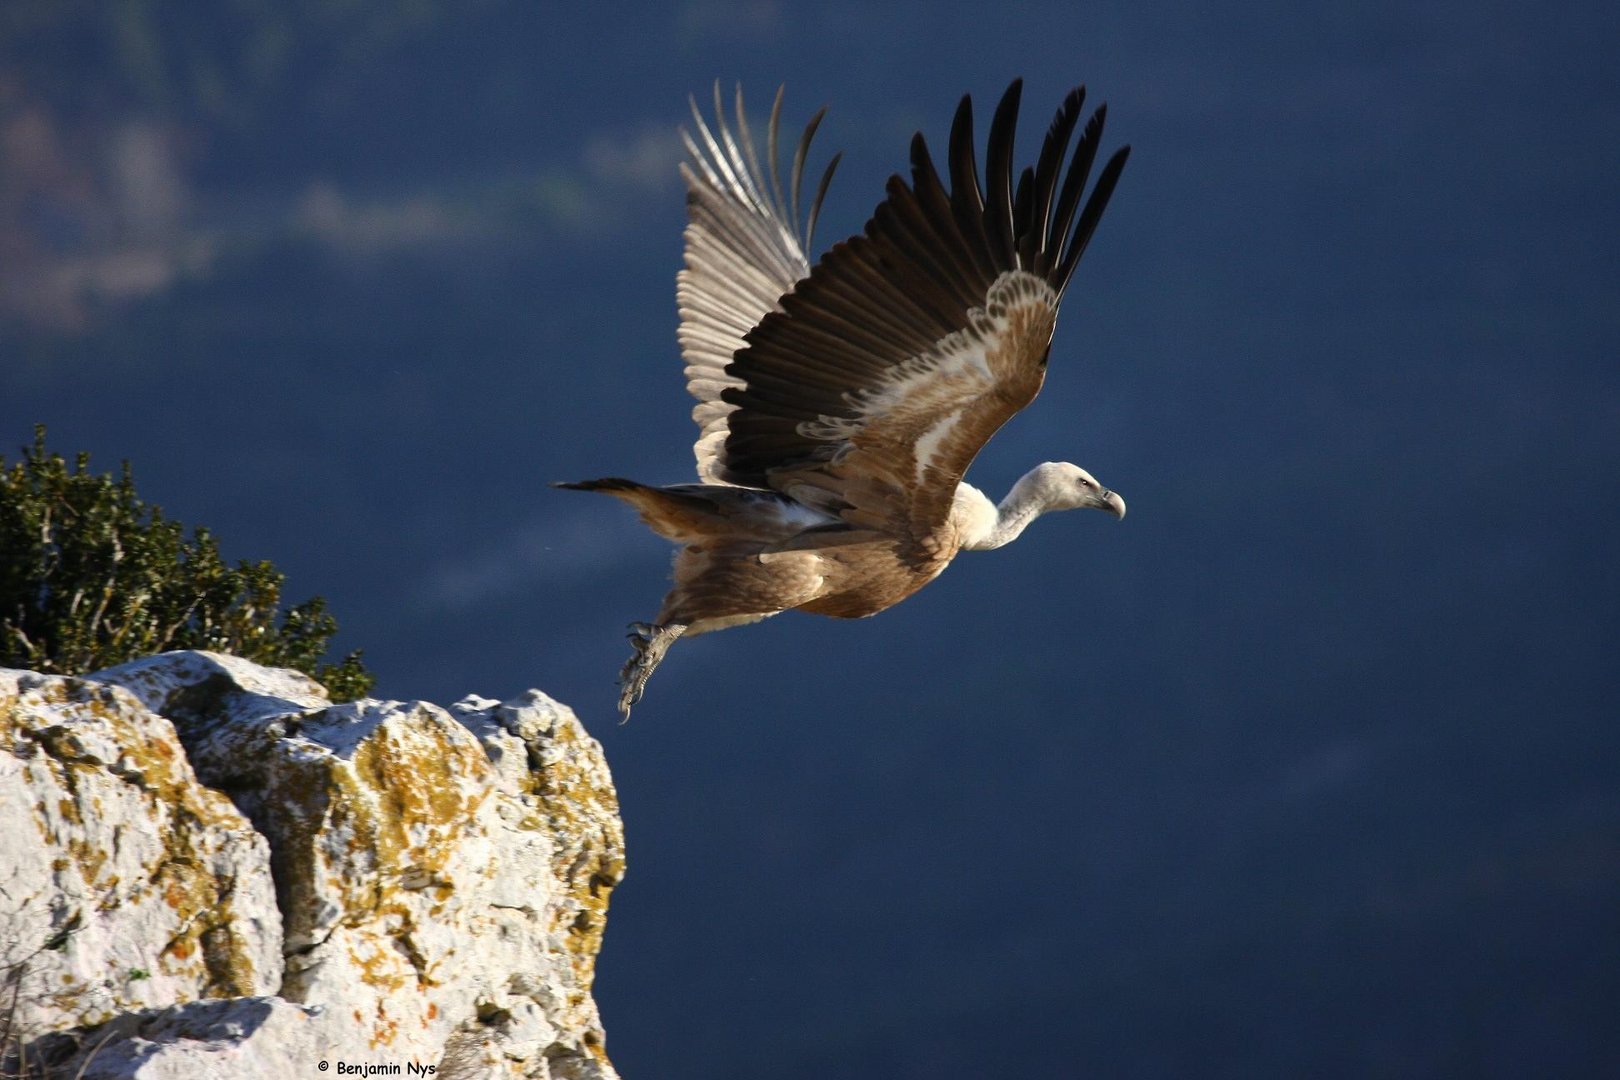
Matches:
[[1031, 461, 1127, 519]]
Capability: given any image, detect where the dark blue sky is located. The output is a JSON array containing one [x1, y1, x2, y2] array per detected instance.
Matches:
[[3, 2, 1617, 1076]]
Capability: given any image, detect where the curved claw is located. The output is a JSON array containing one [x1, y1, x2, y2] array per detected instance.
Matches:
[[616, 621, 688, 722]]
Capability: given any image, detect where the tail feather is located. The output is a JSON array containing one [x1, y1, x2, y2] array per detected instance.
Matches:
[[552, 477, 640, 492], [554, 476, 724, 542]]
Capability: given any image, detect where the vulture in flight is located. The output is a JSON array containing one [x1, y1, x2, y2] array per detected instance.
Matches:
[[560, 78, 1130, 719]]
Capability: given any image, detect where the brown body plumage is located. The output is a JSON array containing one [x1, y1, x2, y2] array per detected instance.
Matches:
[[560, 79, 1131, 718]]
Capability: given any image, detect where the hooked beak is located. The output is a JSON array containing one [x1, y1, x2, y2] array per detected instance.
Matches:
[[1097, 489, 1127, 520]]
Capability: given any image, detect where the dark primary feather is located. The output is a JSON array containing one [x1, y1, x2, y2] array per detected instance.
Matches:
[[717, 79, 1131, 497], [1027, 86, 1084, 275], [984, 81, 1022, 268]]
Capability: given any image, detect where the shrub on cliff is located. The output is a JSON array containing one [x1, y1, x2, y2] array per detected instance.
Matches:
[[0, 426, 373, 701]]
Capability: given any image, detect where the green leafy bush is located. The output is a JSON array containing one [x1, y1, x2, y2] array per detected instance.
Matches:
[[0, 426, 373, 701]]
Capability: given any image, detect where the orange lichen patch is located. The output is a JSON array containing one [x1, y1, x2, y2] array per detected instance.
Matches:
[[56, 797, 80, 824], [343, 932, 415, 998], [368, 999, 403, 1049], [321, 891, 443, 1012]]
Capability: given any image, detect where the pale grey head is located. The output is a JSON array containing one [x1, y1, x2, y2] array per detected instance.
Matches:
[[1018, 461, 1127, 518], [956, 461, 1124, 552]]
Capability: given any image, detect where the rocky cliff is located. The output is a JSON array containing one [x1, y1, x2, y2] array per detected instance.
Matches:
[[0, 651, 624, 1078]]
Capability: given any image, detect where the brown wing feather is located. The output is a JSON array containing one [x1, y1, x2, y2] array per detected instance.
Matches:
[[715, 80, 1130, 558]]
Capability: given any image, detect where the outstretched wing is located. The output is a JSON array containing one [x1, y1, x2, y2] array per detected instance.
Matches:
[[678, 84, 841, 482], [715, 80, 1129, 558]]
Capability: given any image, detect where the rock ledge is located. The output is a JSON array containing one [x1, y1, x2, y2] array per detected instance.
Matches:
[[1, 651, 623, 1079]]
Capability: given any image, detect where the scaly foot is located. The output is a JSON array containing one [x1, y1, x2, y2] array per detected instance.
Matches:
[[617, 621, 688, 721]]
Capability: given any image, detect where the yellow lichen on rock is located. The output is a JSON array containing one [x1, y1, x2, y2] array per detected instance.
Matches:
[[1, 668, 283, 1039], [3, 653, 624, 1079]]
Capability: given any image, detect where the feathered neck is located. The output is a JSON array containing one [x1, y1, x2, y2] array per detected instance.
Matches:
[[956, 475, 1049, 551]]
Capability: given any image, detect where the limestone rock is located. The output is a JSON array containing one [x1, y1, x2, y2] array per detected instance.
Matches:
[[22, 998, 325, 1080], [1, 652, 624, 1079], [0, 667, 283, 1033]]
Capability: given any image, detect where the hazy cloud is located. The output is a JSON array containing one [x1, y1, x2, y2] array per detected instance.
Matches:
[[677, 0, 784, 44], [526, 123, 684, 235], [1, 108, 689, 332], [582, 125, 685, 194], [293, 181, 487, 255], [107, 122, 188, 243], [0, 109, 205, 332]]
